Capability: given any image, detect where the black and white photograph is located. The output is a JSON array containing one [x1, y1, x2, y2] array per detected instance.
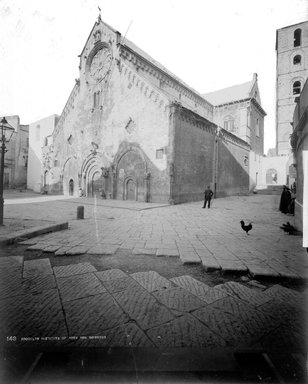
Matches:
[[0, 0, 307, 382]]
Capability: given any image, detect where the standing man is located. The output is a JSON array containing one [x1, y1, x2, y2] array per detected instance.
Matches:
[[203, 185, 214, 209]]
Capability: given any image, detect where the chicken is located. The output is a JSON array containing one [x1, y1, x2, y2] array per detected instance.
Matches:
[[240, 220, 252, 235]]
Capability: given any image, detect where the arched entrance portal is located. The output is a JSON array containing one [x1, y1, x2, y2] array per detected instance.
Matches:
[[80, 152, 110, 197], [91, 171, 105, 198], [115, 149, 147, 201], [69, 179, 74, 196], [125, 178, 137, 200]]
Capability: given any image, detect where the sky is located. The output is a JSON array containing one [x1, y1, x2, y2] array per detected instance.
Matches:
[[0, 0, 307, 153]]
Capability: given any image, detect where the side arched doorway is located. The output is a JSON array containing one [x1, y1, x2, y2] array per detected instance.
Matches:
[[91, 171, 105, 198], [125, 178, 137, 200], [69, 179, 74, 196], [44, 170, 50, 188], [80, 152, 110, 198], [115, 149, 147, 201]]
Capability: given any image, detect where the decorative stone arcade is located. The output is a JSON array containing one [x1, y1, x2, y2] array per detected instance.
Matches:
[[80, 152, 110, 197]]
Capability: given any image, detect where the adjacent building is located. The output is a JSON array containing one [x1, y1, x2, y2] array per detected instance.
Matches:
[[276, 21, 308, 156], [27, 114, 59, 192], [203, 73, 266, 190], [2, 115, 28, 189], [291, 78, 308, 234]]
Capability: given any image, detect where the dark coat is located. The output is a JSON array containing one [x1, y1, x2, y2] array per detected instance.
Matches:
[[279, 188, 291, 214], [204, 189, 213, 199]]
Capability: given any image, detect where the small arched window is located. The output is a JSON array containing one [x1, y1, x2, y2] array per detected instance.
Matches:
[[294, 29, 301, 47], [293, 55, 301, 65], [293, 81, 301, 95]]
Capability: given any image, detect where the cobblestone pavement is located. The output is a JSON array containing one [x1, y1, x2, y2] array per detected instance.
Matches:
[[0, 257, 307, 352], [5, 194, 308, 280]]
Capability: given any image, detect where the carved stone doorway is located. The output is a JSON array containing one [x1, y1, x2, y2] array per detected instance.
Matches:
[[125, 178, 136, 200], [92, 171, 105, 198]]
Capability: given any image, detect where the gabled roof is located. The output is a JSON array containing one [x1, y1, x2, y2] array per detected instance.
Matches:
[[122, 38, 202, 97], [79, 17, 211, 106], [202, 79, 254, 106]]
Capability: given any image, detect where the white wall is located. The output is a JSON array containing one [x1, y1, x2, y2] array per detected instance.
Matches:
[[27, 115, 58, 192]]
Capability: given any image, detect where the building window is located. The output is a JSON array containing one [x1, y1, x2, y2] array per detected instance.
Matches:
[[293, 81, 301, 95], [293, 55, 301, 65], [156, 149, 164, 159], [223, 116, 235, 132], [256, 118, 260, 137], [294, 29, 301, 47], [243, 156, 248, 166], [93, 91, 101, 109]]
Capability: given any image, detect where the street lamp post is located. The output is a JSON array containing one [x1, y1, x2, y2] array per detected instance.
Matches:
[[0, 117, 15, 226]]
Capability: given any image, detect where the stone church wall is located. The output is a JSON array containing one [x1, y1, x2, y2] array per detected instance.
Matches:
[[171, 106, 216, 203], [50, 22, 172, 202], [216, 131, 250, 197]]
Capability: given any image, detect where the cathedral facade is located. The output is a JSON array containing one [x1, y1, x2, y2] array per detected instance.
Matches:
[[44, 17, 264, 203]]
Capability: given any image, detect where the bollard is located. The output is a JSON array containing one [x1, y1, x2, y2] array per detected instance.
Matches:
[[77, 206, 84, 220]]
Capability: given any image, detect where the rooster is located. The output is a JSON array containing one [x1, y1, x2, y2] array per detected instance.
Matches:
[[240, 220, 252, 235]]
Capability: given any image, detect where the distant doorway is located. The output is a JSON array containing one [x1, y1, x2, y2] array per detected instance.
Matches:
[[266, 168, 278, 184], [125, 179, 136, 200], [91, 172, 104, 198], [69, 179, 74, 196]]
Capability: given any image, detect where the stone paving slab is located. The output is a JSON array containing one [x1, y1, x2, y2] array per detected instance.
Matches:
[[95, 269, 127, 282], [53, 262, 97, 278], [153, 287, 206, 313], [0, 278, 24, 300], [130, 271, 172, 292], [22, 274, 57, 294], [23, 258, 53, 278], [170, 275, 211, 300], [178, 249, 201, 264], [65, 245, 90, 255], [63, 293, 130, 336], [220, 260, 248, 274], [147, 314, 226, 348], [42, 244, 62, 253], [199, 288, 229, 304], [192, 302, 260, 348], [65, 322, 154, 348], [132, 248, 157, 255], [258, 325, 306, 352], [0, 256, 23, 268], [101, 276, 141, 293], [55, 246, 73, 256], [262, 284, 307, 311], [214, 282, 272, 307], [56, 273, 106, 302], [156, 248, 179, 257], [112, 286, 174, 330], [0, 290, 67, 339], [92, 244, 119, 255], [244, 263, 281, 278], [26, 242, 50, 251], [196, 252, 221, 271]]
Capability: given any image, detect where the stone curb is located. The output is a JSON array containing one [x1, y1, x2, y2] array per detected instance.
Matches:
[[0, 222, 69, 246]]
